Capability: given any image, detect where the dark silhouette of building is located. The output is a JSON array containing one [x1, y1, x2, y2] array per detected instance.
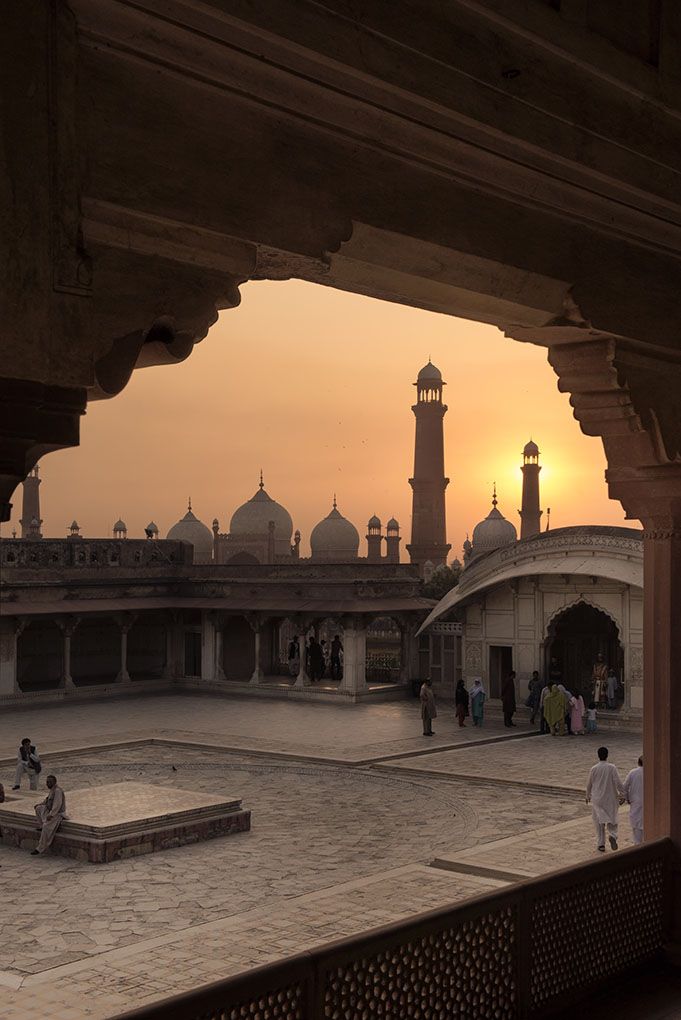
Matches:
[[20, 467, 42, 539], [406, 361, 450, 572], [519, 439, 543, 539]]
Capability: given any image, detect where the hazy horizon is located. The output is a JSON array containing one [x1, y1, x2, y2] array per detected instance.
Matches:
[[5, 280, 638, 557]]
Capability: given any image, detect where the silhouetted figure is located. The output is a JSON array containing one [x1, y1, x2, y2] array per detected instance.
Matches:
[[308, 637, 324, 682], [420, 678, 436, 736], [501, 670, 517, 727], [330, 635, 343, 681], [455, 679, 469, 727]]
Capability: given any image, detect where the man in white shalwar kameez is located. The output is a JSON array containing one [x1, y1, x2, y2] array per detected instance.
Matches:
[[624, 756, 644, 845], [31, 775, 67, 855], [586, 746, 625, 852]]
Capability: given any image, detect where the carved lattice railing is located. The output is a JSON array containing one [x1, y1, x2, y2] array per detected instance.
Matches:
[[114, 840, 672, 1020]]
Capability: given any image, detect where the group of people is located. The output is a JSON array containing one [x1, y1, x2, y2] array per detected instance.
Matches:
[[3, 737, 67, 855], [420, 677, 487, 735], [587, 747, 643, 850], [287, 634, 343, 682], [529, 673, 597, 736]]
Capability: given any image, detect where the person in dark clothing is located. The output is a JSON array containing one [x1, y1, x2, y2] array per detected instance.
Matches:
[[330, 634, 343, 681], [527, 671, 542, 725], [308, 636, 325, 682], [455, 679, 469, 727], [501, 670, 517, 727]]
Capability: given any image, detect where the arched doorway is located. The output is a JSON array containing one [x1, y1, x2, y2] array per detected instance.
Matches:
[[546, 602, 624, 702]]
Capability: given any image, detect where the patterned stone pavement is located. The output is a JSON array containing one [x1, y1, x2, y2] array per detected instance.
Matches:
[[0, 695, 643, 1019]]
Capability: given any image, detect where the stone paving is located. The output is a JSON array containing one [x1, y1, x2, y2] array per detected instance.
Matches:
[[0, 694, 644, 1019]]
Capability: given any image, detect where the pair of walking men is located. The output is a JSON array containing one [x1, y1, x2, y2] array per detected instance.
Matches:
[[586, 747, 643, 851]]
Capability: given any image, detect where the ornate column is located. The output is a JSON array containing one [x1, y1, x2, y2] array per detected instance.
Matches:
[[247, 614, 266, 685], [214, 613, 226, 681], [116, 616, 134, 683], [58, 617, 80, 689], [339, 615, 368, 695], [0, 617, 26, 696], [506, 314, 681, 852], [293, 617, 311, 689]]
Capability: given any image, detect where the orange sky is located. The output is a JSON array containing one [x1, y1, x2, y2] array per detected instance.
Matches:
[[8, 280, 637, 556]]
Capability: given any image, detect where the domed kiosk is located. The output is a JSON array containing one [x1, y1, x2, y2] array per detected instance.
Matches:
[[311, 498, 360, 562], [166, 501, 213, 563]]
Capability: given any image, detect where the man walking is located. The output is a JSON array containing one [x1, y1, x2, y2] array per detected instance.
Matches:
[[624, 756, 644, 845], [12, 737, 41, 791], [501, 670, 517, 727], [419, 677, 437, 736], [586, 746, 625, 852], [31, 774, 67, 855]]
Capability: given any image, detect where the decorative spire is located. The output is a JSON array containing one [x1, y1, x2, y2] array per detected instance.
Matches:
[[188, 496, 192, 512], [259, 469, 264, 490], [492, 482, 498, 509], [333, 493, 337, 510]]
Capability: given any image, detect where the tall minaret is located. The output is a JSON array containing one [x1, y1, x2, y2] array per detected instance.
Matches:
[[20, 466, 43, 539], [519, 439, 542, 539], [406, 361, 451, 571]]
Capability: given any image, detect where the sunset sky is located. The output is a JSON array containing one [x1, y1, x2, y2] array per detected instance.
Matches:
[[9, 280, 636, 556]]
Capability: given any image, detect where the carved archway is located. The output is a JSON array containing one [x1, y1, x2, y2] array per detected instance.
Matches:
[[545, 600, 623, 702]]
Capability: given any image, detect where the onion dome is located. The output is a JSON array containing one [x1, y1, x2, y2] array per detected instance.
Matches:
[[417, 360, 442, 383], [113, 519, 127, 535], [386, 517, 399, 532], [469, 486, 517, 559], [145, 521, 159, 535], [229, 474, 293, 553], [166, 500, 213, 563], [310, 498, 360, 561], [523, 439, 540, 458], [368, 514, 381, 529]]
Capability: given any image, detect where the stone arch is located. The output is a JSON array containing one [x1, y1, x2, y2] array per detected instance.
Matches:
[[545, 600, 624, 701], [17, 619, 63, 692], [544, 596, 623, 637], [71, 616, 120, 685]]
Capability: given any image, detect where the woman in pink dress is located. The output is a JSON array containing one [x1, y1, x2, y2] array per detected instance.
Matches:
[[570, 693, 586, 735]]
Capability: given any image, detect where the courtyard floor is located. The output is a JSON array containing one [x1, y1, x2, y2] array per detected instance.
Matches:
[[0, 693, 645, 1019]]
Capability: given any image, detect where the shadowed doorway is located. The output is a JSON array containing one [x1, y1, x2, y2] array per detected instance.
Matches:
[[546, 602, 623, 700]]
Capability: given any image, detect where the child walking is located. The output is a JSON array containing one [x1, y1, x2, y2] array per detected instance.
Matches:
[[586, 702, 598, 734]]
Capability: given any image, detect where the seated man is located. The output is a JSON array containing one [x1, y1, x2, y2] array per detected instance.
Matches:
[[31, 775, 67, 856], [12, 737, 41, 790]]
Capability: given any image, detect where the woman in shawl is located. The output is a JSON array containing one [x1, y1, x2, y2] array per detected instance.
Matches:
[[469, 678, 486, 727], [455, 678, 469, 727], [419, 677, 437, 736], [570, 691, 586, 735], [543, 683, 567, 736]]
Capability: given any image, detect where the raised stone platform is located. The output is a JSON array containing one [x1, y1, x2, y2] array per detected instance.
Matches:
[[0, 782, 250, 862]]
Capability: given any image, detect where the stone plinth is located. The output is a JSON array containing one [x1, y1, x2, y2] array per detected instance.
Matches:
[[0, 782, 250, 863]]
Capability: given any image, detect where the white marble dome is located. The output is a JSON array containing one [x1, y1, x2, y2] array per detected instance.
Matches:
[[229, 481, 293, 545], [470, 493, 517, 559], [166, 504, 213, 563], [311, 501, 360, 561]]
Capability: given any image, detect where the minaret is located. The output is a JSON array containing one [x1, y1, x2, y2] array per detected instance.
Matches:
[[519, 439, 542, 539], [20, 466, 42, 539], [406, 361, 451, 571], [366, 515, 383, 562], [385, 518, 401, 563]]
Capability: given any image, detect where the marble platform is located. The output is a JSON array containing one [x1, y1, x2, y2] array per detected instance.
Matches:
[[0, 782, 250, 862]]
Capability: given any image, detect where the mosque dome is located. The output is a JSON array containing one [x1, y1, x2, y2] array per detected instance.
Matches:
[[523, 439, 540, 457], [417, 360, 442, 383], [229, 476, 293, 544], [146, 521, 159, 535], [387, 517, 399, 531], [470, 489, 517, 559], [166, 502, 213, 562], [311, 500, 360, 561], [113, 519, 127, 533], [368, 514, 381, 529]]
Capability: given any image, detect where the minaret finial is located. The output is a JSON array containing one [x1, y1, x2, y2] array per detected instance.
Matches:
[[492, 482, 498, 509], [259, 469, 264, 490], [333, 493, 337, 510], [188, 496, 192, 512]]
